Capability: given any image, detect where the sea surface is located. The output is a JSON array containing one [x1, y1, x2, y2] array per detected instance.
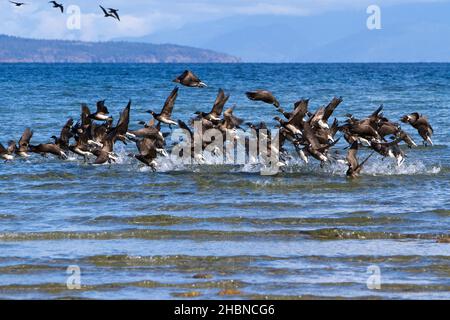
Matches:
[[0, 63, 449, 300]]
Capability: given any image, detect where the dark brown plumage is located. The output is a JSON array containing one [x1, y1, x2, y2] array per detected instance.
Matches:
[[173, 70, 207, 88], [401, 112, 433, 146], [147, 87, 179, 126], [49, 1, 63, 13], [195, 88, 229, 122], [16, 127, 33, 158], [245, 90, 280, 108]]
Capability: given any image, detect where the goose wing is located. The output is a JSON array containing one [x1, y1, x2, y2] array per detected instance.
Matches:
[[99, 5, 108, 15], [114, 100, 131, 135], [96, 100, 109, 114], [323, 97, 343, 122], [183, 70, 201, 83], [210, 88, 229, 118], [288, 99, 308, 127], [160, 87, 178, 117], [60, 118, 74, 143], [18, 127, 33, 148]]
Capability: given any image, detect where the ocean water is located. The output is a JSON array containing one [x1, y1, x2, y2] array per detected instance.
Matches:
[[0, 63, 449, 300]]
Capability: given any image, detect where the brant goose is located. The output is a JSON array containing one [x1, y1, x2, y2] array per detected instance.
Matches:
[[173, 70, 207, 88], [29, 143, 68, 160], [108, 8, 120, 21], [16, 127, 33, 158], [401, 112, 433, 146], [194, 88, 229, 122], [147, 87, 179, 127], [10, 1, 27, 6], [245, 90, 280, 108], [49, 1, 64, 13], [89, 100, 112, 121]]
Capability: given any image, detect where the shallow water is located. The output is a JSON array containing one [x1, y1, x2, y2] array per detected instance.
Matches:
[[0, 63, 449, 299]]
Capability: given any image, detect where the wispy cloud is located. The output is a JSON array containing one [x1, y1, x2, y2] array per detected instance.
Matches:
[[0, 0, 447, 41]]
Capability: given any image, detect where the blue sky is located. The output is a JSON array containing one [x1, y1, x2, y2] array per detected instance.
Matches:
[[1, 0, 449, 61]]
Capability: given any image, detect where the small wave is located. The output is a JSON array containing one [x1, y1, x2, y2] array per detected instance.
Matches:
[[0, 228, 448, 242], [88, 214, 404, 227]]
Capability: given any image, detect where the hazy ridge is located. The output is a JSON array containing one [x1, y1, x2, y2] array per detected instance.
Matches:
[[0, 35, 240, 63]]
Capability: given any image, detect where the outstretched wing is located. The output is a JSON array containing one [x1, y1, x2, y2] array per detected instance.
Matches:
[[160, 87, 179, 117], [115, 100, 131, 135], [99, 5, 108, 15], [19, 127, 33, 147], [210, 88, 229, 117], [323, 97, 343, 122], [288, 99, 308, 127], [183, 70, 200, 83], [96, 100, 109, 114]]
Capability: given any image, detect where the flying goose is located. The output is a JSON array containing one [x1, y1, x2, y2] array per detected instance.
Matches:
[[108, 8, 120, 21], [147, 87, 179, 127], [29, 143, 68, 160], [194, 88, 229, 122], [10, 1, 27, 6], [273, 99, 309, 137], [127, 120, 164, 144], [49, 1, 64, 13], [99, 5, 115, 19], [89, 100, 112, 121], [173, 70, 207, 88], [401, 112, 434, 146], [133, 137, 159, 170], [245, 90, 280, 108]]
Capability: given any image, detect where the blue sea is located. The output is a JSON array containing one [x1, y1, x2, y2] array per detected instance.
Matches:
[[0, 63, 449, 299]]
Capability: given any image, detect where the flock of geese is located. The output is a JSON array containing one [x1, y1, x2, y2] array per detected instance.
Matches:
[[9, 1, 121, 21], [0, 70, 435, 178]]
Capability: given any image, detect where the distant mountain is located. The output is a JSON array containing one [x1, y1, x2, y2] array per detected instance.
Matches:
[[118, 2, 450, 62], [0, 35, 240, 63]]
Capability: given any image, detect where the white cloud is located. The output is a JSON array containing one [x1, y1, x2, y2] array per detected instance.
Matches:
[[0, 0, 447, 41]]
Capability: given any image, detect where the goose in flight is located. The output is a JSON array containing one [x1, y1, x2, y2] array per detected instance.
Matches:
[[10, 1, 27, 7], [401, 112, 434, 146], [49, 1, 64, 13], [245, 90, 280, 108], [173, 70, 207, 88], [147, 87, 179, 127]]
